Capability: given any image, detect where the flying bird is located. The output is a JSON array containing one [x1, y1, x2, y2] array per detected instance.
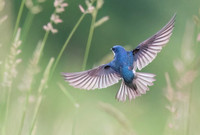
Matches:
[[63, 14, 175, 102]]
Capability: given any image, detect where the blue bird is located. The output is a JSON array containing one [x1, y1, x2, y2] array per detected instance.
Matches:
[[63, 14, 175, 101]]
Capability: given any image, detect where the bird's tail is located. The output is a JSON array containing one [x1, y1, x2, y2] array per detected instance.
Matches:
[[116, 72, 156, 102]]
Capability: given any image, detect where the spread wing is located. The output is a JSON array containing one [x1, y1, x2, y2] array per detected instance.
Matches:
[[133, 14, 176, 70], [62, 65, 121, 90]]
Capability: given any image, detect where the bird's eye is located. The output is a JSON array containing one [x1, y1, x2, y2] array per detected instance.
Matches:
[[112, 47, 115, 51]]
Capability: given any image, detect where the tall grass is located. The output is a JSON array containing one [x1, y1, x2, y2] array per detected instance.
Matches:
[[81, 0, 109, 70], [164, 18, 200, 135], [29, 57, 54, 135], [0, 0, 108, 134], [1, 28, 22, 135]]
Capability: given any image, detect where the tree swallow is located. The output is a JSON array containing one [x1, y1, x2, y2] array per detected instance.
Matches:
[[63, 14, 175, 102]]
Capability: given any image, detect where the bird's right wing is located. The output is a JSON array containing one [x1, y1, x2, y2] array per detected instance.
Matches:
[[63, 65, 121, 90], [132, 14, 176, 70]]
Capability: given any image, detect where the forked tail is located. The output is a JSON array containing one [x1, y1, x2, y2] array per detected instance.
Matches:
[[116, 72, 156, 101]]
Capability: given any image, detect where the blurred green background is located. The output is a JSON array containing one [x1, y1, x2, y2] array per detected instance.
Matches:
[[1, 0, 200, 135]]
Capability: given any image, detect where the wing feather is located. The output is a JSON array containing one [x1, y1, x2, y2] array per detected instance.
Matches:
[[63, 65, 121, 90], [133, 14, 176, 70]]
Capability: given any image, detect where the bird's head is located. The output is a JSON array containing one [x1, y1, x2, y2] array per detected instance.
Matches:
[[111, 45, 126, 55]]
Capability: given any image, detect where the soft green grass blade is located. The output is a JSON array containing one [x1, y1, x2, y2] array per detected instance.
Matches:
[[57, 83, 79, 108], [13, 0, 26, 38], [57, 83, 79, 135], [1, 28, 22, 135], [82, 10, 98, 70], [29, 57, 54, 135], [17, 41, 42, 135], [50, 13, 86, 78], [99, 102, 136, 135]]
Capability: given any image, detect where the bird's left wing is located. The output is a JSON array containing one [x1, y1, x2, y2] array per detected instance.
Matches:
[[63, 65, 121, 90], [133, 14, 175, 70]]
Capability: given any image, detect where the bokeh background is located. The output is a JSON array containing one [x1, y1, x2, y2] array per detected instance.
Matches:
[[1, 0, 200, 135]]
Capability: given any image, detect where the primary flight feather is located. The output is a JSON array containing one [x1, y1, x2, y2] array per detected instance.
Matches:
[[63, 14, 175, 102]]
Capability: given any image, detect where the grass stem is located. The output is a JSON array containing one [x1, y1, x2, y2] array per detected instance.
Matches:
[[50, 13, 86, 78], [29, 58, 54, 135], [2, 29, 22, 135], [21, 12, 34, 46], [72, 109, 79, 135], [38, 31, 50, 63], [13, 0, 26, 38], [57, 83, 79, 108], [82, 10, 98, 70], [1, 86, 12, 135], [17, 30, 50, 135], [186, 86, 193, 135], [29, 95, 42, 135], [17, 91, 30, 135], [57, 83, 80, 135]]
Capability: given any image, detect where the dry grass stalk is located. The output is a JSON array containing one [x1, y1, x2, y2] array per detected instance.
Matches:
[[99, 102, 136, 135], [1, 28, 22, 135], [19, 41, 41, 91], [29, 57, 54, 135], [165, 21, 199, 135], [2, 28, 22, 88]]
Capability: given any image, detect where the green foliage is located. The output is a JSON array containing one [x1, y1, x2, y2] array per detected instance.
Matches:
[[0, 0, 200, 135]]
